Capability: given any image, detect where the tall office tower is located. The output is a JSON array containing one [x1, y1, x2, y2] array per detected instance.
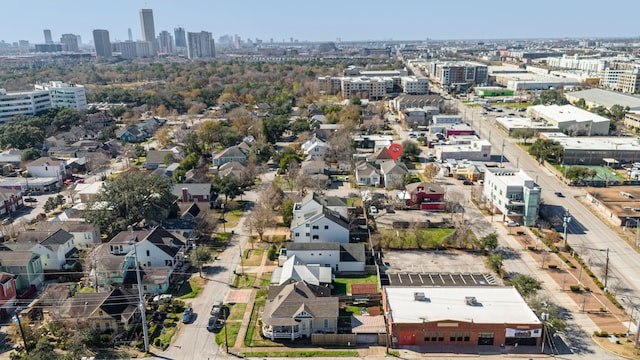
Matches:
[[76, 35, 82, 46], [92, 29, 112, 58], [128, 28, 133, 41], [174, 27, 186, 48], [139, 9, 157, 55], [158, 31, 174, 53], [186, 31, 215, 59], [44, 29, 53, 44], [60, 34, 79, 52]]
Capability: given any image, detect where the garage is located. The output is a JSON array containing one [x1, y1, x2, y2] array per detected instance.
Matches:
[[351, 315, 386, 345]]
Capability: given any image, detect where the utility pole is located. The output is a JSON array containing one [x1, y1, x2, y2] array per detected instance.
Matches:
[[224, 307, 229, 353], [13, 308, 28, 355], [604, 248, 610, 290], [130, 227, 150, 353], [500, 139, 505, 167]]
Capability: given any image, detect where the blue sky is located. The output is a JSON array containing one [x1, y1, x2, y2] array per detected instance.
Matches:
[[1, 0, 637, 44]]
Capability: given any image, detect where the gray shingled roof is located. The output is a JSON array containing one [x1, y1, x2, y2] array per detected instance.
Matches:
[[262, 281, 337, 327]]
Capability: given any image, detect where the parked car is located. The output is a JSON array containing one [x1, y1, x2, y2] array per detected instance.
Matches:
[[24, 197, 37, 203], [210, 300, 223, 316], [554, 192, 565, 198], [463, 180, 474, 185], [207, 316, 218, 331], [504, 220, 520, 227], [182, 307, 193, 323]]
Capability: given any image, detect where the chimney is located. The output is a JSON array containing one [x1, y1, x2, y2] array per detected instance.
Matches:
[[181, 188, 189, 202]]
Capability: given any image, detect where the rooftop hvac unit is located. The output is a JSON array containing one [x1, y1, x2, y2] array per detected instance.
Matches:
[[465, 296, 478, 306], [414, 292, 430, 302]]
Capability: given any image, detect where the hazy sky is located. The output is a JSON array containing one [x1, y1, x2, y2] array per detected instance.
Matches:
[[1, 0, 638, 44]]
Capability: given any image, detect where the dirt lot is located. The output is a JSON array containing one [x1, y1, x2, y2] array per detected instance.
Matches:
[[381, 248, 490, 274], [374, 209, 447, 228]]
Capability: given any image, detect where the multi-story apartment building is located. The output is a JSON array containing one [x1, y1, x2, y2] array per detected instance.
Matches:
[[401, 76, 429, 95], [341, 77, 388, 100], [431, 61, 488, 88], [0, 89, 51, 123], [615, 70, 640, 94], [35, 81, 87, 111], [483, 168, 541, 226], [0, 81, 87, 123], [157, 31, 174, 54], [60, 34, 79, 52], [187, 31, 215, 59]]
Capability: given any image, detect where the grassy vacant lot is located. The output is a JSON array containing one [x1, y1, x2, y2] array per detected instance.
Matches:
[[378, 228, 454, 249], [215, 321, 241, 348], [226, 303, 247, 321], [232, 273, 259, 288], [332, 274, 379, 295], [242, 248, 264, 266]]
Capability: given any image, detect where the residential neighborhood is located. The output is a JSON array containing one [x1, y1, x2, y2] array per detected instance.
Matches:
[[1, 4, 640, 360]]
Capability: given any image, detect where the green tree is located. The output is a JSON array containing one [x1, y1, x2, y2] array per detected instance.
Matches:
[[507, 274, 542, 299], [179, 153, 199, 171], [163, 153, 175, 166], [564, 166, 597, 181], [486, 253, 505, 276], [190, 245, 212, 278], [211, 175, 243, 203], [280, 199, 294, 227], [248, 141, 274, 163], [533, 89, 568, 105], [510, 128, 535, 144], [21, 148, 40, 162], [528, 139, 564, 163], [85, 171, 177, 236], [183, 131, 201, 155], [289, 118, 311, 134], [52, 107, 82, 131], [400, 140, 421, 162], [574, 98, 587, 109], [609, 104, 628, 121], [262, 116, 290, 144], [479, 233, 498, 254]]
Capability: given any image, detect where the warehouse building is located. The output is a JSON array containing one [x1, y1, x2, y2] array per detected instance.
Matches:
[[527, 104, 610, 136], [383, 286, 542, 348]]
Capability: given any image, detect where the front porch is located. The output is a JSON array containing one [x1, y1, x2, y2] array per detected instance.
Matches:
[[262, 324, 302, 340]]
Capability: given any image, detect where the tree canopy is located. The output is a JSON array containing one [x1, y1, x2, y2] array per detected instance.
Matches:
[[85, 171, 177, 236], [533, 89, 568, 106], [528, 139, 564, 163]]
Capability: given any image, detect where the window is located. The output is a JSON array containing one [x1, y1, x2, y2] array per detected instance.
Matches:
[[323, 319, 329, 328], [464, 332, 470, 342], [457, 332, 463, 342], [146, 250, 150, 256], [450, 333, 456, 341], [312, 225, 319, 230], [312, 235, 319, 240], [295, 233, 300, 237], [438, 332, 444, 341], [306, 224, 310, 227], [324, 225, 329, 230], [305, 233, 310, 237]]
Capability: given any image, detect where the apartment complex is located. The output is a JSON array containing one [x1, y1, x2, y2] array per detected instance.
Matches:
[[0, 89, 51, 123], [318, 72, 428, 100], [483, 168, 541, 226], [0, 81, 87, 123], [430, 61, 488, 89]]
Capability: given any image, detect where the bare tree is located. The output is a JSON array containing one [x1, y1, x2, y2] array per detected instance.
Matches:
[[246, 202, 275, 248], [286, 159, 300, 192], [85, 152, 110, 173], [422, 163, 439, 182]]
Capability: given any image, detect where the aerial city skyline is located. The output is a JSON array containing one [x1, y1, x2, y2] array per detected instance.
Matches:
[[1, 0, 639, 45]]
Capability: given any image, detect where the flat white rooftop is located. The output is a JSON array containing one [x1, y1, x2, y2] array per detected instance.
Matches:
[[495, 116, 557, 130], [486, 168, 535, 187], [566, 88, 640, 111], [529, 104, 610, 124], [385, 286, 540, 325], [540, 134, 640, 151]]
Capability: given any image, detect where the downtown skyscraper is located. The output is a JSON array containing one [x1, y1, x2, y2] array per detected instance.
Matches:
[[139, 8, 157, 55]]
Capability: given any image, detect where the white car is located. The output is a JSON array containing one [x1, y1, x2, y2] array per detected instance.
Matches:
[[504, 220, 519, 227]]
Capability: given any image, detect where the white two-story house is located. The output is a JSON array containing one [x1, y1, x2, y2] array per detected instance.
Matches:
[[26, 157, 67, 180], [11, 229, 77, 270], [290, 206, 349, 244]]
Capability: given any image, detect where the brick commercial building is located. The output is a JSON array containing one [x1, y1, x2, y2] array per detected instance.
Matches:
[[383, 286, 542, 348]]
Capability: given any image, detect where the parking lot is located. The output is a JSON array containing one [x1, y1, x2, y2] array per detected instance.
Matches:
[[381, 249, 492, 275]]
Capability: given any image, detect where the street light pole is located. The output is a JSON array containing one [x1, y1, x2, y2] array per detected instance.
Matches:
[[500, 139, 505, 167], [130, 227, 149, 353], [604, 247, 610, 290], [223, 306, 229, 353], [563, 212, 572, 247]]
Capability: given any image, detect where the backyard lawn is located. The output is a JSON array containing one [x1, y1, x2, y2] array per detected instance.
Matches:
[[332, 274, 379, 295]]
